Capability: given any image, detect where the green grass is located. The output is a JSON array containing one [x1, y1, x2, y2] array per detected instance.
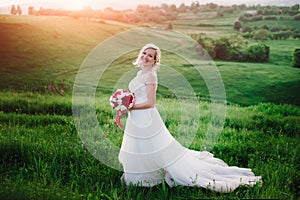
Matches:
[[246, 18, 300, 31], [174, 11, 241, 36], [0, 15, 132, 91], [0, 92, 299, 199], [265, 40, 300, 66], [216, 60, 300, 105]]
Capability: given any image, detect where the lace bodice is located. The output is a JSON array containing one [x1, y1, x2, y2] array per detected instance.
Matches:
[[128, 70, 157, 104]]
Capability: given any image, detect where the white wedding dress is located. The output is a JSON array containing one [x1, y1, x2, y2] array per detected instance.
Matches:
[[118, 70, 262, 193]]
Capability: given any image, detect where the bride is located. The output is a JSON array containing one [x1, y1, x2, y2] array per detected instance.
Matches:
[[118, 43, 262, 193]]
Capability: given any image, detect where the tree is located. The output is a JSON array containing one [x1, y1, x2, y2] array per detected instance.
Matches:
[[240, 4, 247, 10], [16, 5, 22, 15], [167, 21, 173, 30], [178, 3, 187, 12], [190, 1, 200, 13], [233, 21, 242, 31], [291, 4, 300, 11], [206, 3, 218, 10], [169, 4, 177, 13], [10, 5, 17, 15], [28, 6, 35, 15], [161, 3, 169, 12]]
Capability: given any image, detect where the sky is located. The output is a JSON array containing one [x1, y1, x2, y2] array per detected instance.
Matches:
[[0, 0, 298, 12]]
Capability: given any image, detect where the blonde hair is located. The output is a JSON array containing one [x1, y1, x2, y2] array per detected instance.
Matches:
[[133, 43, 161, 69]]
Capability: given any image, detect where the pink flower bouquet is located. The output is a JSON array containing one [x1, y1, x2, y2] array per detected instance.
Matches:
[[109, 89, 135, 129]]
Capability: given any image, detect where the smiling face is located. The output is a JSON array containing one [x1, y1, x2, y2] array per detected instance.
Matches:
[[141, 48, 156, 67]]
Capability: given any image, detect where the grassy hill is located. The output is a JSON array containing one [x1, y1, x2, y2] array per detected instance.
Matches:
[[1, 14, 299, 105], [0, 15, 133, 91]]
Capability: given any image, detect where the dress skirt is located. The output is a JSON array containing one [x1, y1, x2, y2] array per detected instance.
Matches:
[[119, 107, 261, 193]]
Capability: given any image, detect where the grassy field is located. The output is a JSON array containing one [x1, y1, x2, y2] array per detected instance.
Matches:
[[174, 11, 241, 35], [0, 10, 300, 200], [0, 92, 299, 199]]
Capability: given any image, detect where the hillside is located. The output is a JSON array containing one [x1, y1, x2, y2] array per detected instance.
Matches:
[[0, 14, 300, 106], [0, 15, 133, 91]]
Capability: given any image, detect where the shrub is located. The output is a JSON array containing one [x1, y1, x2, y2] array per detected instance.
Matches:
[[261, 24, 269, 30], [270, 31, 293, 40], [204, 40, 216, 59], [216, 11, 224, 17], [238, 15, 263, 22], [214, 38, 230, 60], [229, 43, 270, 62], [294, 14, 300, 20], [253, 29, 269, 40], [238, 15, 247, 22], [251, 15, 263, 21], [228, 48, 247, 61], [244, 13, 253, 17], [293, 48, 300, 68], [261, 8, 281, 15], [241, 26, 252, 33], [257, 9, 263, 15], [241, 32, 254, 39], [191, 34, 270, 62], [289, 10, 299, 16], [222, 8, 234, 14], [246, 43, 269, 62], [270, 25, 289, 32], [264, 16, 277, 20], [293, 32, 300, 39], [190, 33, 215, 58]]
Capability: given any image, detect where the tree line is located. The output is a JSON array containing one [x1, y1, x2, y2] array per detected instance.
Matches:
[[22, 3, 300, 24]]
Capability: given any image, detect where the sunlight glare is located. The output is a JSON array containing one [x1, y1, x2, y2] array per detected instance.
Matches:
[[61, 0, 89, 10]]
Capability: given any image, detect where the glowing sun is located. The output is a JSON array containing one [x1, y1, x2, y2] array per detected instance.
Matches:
[[61, 0, 90, 10]]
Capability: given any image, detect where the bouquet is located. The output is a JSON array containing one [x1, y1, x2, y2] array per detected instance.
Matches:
[[109, 89, 135, 129]]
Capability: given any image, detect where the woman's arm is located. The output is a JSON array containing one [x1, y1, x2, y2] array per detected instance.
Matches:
[[130, 73, 157, 110]]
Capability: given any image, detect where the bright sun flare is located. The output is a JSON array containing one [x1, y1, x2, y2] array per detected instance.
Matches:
[[61, 0, 90, 10]]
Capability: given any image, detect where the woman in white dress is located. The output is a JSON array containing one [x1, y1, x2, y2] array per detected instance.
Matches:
[[118, 43, 262, 193]]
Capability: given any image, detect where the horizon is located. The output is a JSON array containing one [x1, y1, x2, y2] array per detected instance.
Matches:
[[0, 0, 299, 11]]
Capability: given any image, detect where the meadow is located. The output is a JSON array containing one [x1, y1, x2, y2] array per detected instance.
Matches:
[[0, 8, 300, 200]]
